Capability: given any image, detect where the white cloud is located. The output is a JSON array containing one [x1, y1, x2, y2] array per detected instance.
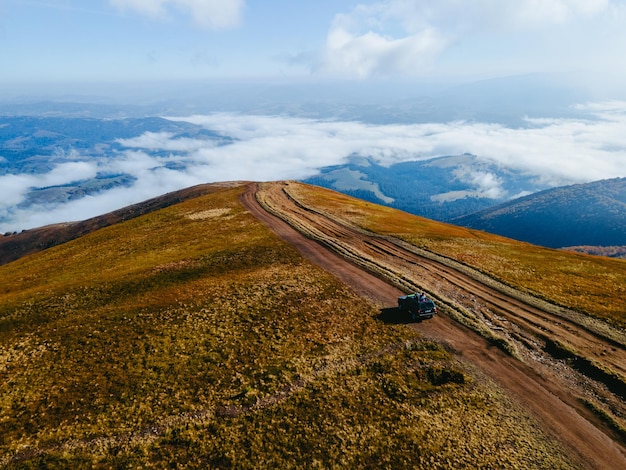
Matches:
[[0, 161, 98, 211], [3, 168, 198, 230], [320, 26, 448, 78], [0, 161, 99, 227], [374, 0, 611, 32], [572, 100, 626, 118], [504, 0, 610, 26], [108, 0, 245, 29], [40, 161, 98, 187], [116, 131, 218, 152], [2, 103, 626, 232], [317, 0, 615, 78], [466, 171, 506, 199], [167, 110, 626, 187], [0, 174, 35, 209], [106, 150, 163, 176]]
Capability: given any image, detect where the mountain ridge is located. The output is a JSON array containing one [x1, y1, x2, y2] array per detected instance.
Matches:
[[452, 177, 626, 249], [0, 182, 244, 266], [303, 153, 549, 221]]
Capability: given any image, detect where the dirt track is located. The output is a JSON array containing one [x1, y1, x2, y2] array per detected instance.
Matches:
[[241, 181, 626, 469]]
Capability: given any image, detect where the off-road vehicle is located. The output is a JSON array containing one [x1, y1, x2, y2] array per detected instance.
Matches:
[[398, 293, 437, 321]]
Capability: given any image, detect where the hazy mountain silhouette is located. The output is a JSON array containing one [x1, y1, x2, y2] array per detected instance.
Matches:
[[451, 178, 626, 249]]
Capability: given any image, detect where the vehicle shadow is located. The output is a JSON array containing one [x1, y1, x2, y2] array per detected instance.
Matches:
[[377, 307, 412, 324]]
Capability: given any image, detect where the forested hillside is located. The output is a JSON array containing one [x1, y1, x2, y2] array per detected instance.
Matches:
[[452, 177, 626, 249], [304, 154, 548, 221]]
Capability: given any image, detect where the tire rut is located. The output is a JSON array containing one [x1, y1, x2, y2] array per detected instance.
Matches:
[[258, 182, 626, 381], [248, 181, 626, 469]]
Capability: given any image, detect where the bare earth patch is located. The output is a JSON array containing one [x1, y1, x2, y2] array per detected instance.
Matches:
[[185, 208, 232, 220]]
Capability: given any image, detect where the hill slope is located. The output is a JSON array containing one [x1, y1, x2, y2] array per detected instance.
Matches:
[[452, 177, 626, 249], [0, 183, 239, 266], [2, 182, 625, 467]]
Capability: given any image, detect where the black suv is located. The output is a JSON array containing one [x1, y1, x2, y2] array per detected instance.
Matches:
[[397, 293, 437, 321]]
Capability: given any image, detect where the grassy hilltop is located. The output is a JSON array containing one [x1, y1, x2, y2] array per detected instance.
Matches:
[[0, 183, 589, 468]]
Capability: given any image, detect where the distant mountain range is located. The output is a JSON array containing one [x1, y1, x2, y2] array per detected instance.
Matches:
[[451, 178, 626, 250], [303, 154, 551, 222], [0, 115, 227, 174], [0, 115, 231, 227], [2, 114, 624, 254], [304, 161, 626, 253], [0, 73, 592, 126]]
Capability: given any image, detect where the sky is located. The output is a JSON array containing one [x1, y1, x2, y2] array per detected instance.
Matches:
[[1, 0, 626, 231], [1, 0, 626, 87]]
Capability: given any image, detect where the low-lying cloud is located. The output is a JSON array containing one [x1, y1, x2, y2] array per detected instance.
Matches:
[[1, 101, 625, 232], [0, 161, 99, 211]]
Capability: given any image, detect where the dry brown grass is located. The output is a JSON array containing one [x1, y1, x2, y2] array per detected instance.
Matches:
[[0, 183, 578, 468], [289, 182, 626, 329]]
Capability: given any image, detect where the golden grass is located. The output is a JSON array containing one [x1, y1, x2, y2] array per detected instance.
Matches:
[[289, 182, 626, 329], [0, 184, 578, 467]]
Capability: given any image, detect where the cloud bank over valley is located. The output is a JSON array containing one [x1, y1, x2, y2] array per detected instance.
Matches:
[[1, 101, 626, 232]]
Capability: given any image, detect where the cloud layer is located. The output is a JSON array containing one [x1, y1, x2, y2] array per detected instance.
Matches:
[[316, 0, 619, 78], [109, 0, 245, 29], [1, 101, 625, 232]]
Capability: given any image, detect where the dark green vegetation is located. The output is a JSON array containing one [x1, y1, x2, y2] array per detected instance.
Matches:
[[452, 177, 626, 250], [304, 154, 547, 221], [0, 184, 577, 468]]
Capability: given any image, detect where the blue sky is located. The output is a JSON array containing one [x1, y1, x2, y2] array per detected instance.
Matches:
[[1, 1, 626, 231], [2, 0, 626, 89]]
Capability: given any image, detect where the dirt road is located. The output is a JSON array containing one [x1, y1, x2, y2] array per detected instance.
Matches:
[[240, 181, 626, 469]]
